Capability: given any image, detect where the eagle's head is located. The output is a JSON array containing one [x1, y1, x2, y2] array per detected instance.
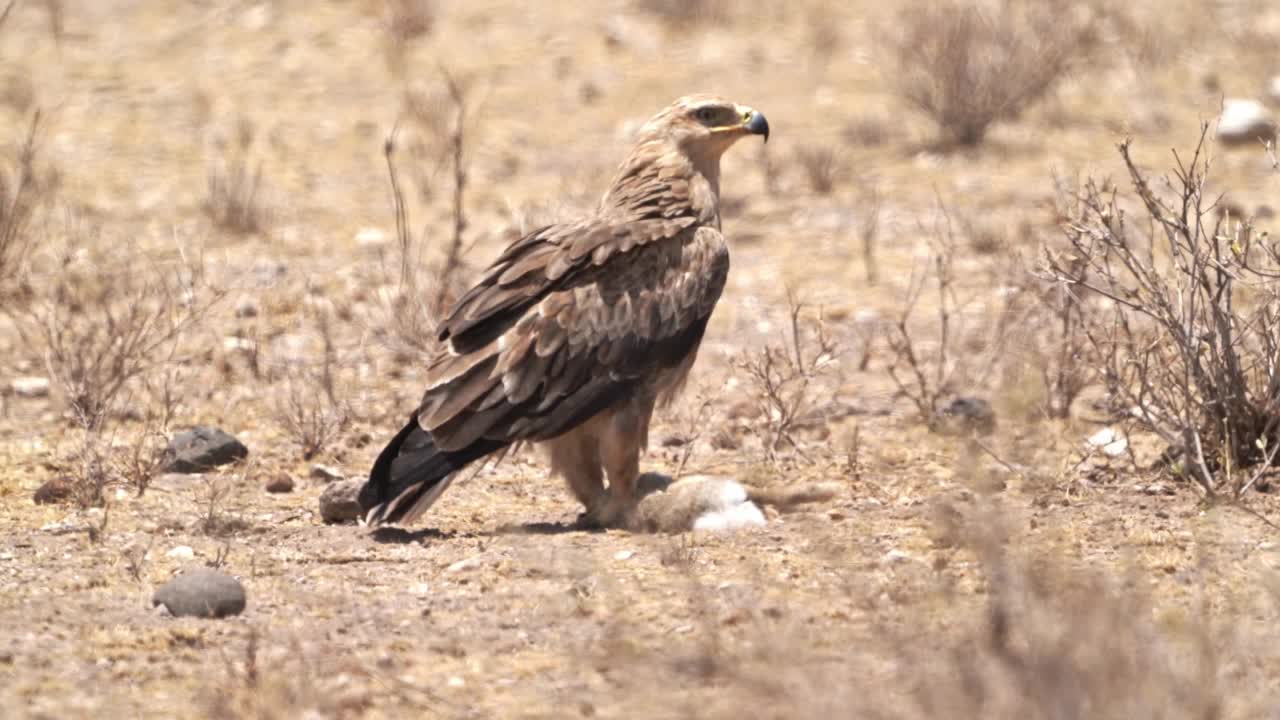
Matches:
[[636, 94, 770, 158]]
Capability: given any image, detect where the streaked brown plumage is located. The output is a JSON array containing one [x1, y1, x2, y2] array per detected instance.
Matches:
[[359, 95, 770, 527]]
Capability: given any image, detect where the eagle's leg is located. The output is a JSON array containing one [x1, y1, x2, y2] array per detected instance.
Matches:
[[592, 394, 655, 528], [545, 424, 605, 511]]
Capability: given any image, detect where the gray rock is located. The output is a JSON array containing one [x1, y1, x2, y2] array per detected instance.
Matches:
[[165, 427, 248, 474], [319, 478, 364, 523], [1217, 99, 1277, 146], [152, 567, 246, 618], [933, 396, 996, 436]]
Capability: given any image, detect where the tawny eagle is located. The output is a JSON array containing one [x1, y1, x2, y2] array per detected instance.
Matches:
[[359, 95, 769, 527]]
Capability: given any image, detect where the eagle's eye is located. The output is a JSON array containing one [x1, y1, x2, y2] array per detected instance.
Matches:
[[693, 107, 719, 124]]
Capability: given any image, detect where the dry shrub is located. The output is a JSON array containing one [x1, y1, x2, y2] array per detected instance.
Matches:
[[205, 117, 268, 235], [795, 143, 845, 195], [381, 70, 477, 355], [732, 293, 840, 460], [13, 222, 218, 429], [886, 202, 1032, 424], [1045, 128, 1280, 497], [8, 222, 216, 506], [636, 0, 731, 27], [273, 307, 351, 461], [890, 0, 1096, 147], [0, 112, 54, 293], [384, 0, 433, 42]]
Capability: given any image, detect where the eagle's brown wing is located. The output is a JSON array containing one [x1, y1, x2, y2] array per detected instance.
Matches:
[[418, 216, 728, 453]]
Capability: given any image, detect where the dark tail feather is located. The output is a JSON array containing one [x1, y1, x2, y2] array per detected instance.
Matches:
[[358, 415, 505, 526]]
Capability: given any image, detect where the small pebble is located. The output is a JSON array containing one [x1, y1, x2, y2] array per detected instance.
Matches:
[[264, 474, 295, 493], [882, 549, 911, 565], [447, 557, 482, 573], [310, 464, 344, 482]]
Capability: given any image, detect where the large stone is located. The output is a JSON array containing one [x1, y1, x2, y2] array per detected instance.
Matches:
[[633, 474, 766, 533], [153, 567, 246, 618], [1217, 99, 1277, 146], [319, 478, 364, 523], [165, 427, 248, 474]]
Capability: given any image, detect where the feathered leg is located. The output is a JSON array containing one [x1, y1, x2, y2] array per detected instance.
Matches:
[[545, 422, 605, 511]]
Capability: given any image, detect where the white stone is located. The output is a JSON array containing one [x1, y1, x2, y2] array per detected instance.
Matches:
[[9, 376, 50, 398], [1088, 428, 1128, 457], [355, 227, 389, 247], [1087, 428, 1118, 447], [166, 545, 195, 561], [613, 550, 635, 561], [882, 549, 912, 565], [1216, 99, 1277, 146], [446, 557, 482, 573], [222, 336, 256, 353]]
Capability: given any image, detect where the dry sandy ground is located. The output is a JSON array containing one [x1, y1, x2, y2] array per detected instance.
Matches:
[[3, 1, 1280, 717]]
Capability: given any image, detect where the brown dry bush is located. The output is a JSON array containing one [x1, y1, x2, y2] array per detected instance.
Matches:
[[9, 223, 217, 506], [890, 0, 1096, 147], [886, 203, 1032, 425], [205, 117, 268, 235], [731, 293, 840, 461], [0, 112, 53, 294], [273, 307, 351, 461], [13, 224, 218, 429], [384, 0, 433, 42], [380, 70, 477, 355], [795, 143, 845, 195], [1045, 128, 1280, 497], [636, 0, 731, 27]]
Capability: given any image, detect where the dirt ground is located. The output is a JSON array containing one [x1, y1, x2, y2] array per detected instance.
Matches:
[[3, 1, 1280, 718]]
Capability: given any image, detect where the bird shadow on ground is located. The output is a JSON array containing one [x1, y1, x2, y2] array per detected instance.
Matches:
[[491, 518, 604, 536], [368, 527, 455, 544]]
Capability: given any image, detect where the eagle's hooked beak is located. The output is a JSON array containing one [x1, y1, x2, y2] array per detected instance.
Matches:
[[743, 109, 770, 143]]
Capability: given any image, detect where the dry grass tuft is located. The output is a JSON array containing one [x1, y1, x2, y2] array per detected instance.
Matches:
[[273, 308, 351, 461], [732, 292, 839, 460], [384, 0, 433, 42], [795, 143, 845, 195], [0, 111, 54, 293], [12, 221, 218, 429], [205, 117, 268, 236], [636, 0, 732, 28], [890, 0, 1096, 147]]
